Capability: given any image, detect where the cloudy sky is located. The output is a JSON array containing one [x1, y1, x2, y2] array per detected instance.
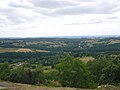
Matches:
[[0, 0, 120, 37]]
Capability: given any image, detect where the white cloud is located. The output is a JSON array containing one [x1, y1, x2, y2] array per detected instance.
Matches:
[[0, 0, 120, 37]]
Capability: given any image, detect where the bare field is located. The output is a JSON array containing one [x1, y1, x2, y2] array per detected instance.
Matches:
[[0, 48, 17, 53], [0, 48, 49, 53], [109, 40, 120, 44], [80, 57, 95, 63]]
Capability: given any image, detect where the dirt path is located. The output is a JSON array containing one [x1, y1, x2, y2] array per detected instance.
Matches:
[[0, 82, 8, 89], [0, 82, 120, 90], [0, 82, 31, 90], [0, 82, 90, 90]]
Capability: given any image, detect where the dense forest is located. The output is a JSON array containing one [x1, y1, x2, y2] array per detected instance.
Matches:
[[0, 37, 120, 89]]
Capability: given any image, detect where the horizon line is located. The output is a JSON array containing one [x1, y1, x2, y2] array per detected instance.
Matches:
[[0, 35, 120, 39]]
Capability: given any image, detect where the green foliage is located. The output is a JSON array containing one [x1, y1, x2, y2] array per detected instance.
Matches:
[[8, 65, 45, 84], [100, 57, 120, 84], [0, 62, 10, 80], [88, 55, 120, 85], [56, 54, 96, 88], [44, 70, 60, 86], [87, 58, 108, 84], [32, 65, 45, 84], [9, 66, 29, 83]]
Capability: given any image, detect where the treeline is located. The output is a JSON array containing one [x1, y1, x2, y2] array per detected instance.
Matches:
[[87, 43, 120, 52], [0, 52, 61, 66], [0, 54, 120, 89], [1, 38, 120, 53]]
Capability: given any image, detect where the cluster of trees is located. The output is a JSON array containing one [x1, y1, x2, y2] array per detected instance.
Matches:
[[0, 54, 120, 89], [88, 43, 120, 52], [0, 52, 61, 66], [0, 62, 44, 84], [88, 55, 120, 85]]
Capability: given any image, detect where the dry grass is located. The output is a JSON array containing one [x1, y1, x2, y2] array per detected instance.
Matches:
[[0, 48, 17, 53], [35, 50, 50, 53], [0, 82, 91, 90], [109, 40, 120, 44], [16, 48, 33, 52], [0, 48, 49, 53], [80, 57, 95, 63]]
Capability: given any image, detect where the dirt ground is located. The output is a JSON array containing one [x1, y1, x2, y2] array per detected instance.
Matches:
[[0, 81, 120, 90]]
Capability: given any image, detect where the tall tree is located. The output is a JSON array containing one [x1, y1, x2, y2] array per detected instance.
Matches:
[[56, 54, 96, 88]]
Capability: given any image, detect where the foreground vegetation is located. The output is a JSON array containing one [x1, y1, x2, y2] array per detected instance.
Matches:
[[0, 54, 120, 89]]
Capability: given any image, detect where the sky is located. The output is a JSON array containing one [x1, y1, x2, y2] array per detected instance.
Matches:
[[0, 0, 120, 37]]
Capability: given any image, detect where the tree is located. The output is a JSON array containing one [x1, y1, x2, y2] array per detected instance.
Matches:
[[100, 57, 120, 84], [44, 70, 59, 86], [87, 58, 108, 84], [9, 66, 29, 83], [88, 55, 120, 85], [32, 65, 45, 84], [0, 62, 10, 80], [56, 54, 96, 88], [9, 65, 45, 84]]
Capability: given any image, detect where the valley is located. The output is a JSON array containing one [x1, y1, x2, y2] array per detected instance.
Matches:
[[0, 37, 120, 90]]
